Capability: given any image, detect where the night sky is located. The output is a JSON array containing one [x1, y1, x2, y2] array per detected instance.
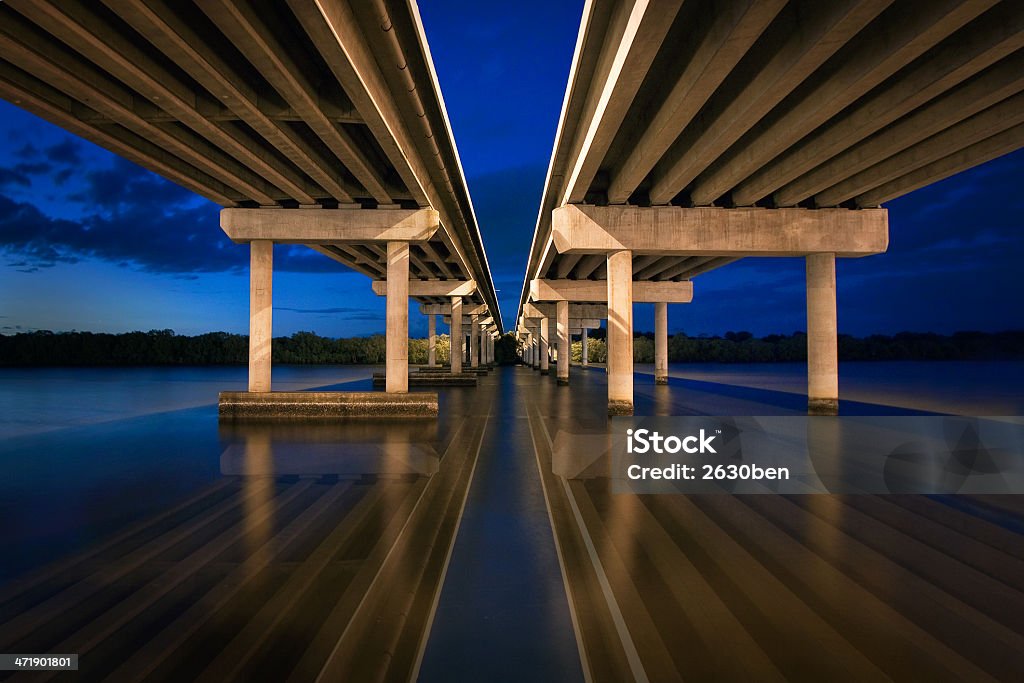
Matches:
[[0, 1, 1021, 339]]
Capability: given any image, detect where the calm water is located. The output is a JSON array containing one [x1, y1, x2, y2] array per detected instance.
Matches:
[[1, 361, 1020, 583]]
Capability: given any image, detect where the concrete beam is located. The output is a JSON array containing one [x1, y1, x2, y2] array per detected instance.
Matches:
[[551, 205, 888, 257], [221, 207, 440, 244], [372, 279, 476, 297], [531, 278, 693, 303], [523, 302, 608, 320], [419, 303, 487, 316]]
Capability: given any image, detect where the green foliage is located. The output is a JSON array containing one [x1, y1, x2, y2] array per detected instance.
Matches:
[[494, 333, 520, 365], [2, 329, 1021, 366]]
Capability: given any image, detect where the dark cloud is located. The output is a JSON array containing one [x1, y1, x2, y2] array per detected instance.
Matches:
[[275, 306, 376, 316], [13, 143, 39, 160], [13, 161, 52, 176], [44, 139, 82, 166], [0, 169, 31, 189]]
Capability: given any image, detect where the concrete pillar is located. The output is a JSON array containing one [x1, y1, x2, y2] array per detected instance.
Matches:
[[655, 301, 668, 385], [385, 241, 409, 394], [556, 299, 569, 385], [451, 296, 463, 374], [248, 240, 273, 393], [470, 315, 479, 368], [581, 327, 589, 367], [807, 253, 839, 415], [539, 317, 550, 375], [607, 250, 634, 415], [428, 314, 437, 367]]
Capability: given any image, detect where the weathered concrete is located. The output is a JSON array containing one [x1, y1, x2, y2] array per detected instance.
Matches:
[[539, 317, 550, 375], [470, 314, 479, 368], [807, 253, 839, 415], [655, 301, 668, 385], [451, 296, 463, 375], [219, 391, 438, 418], [556, 299, 569, 385], [552, 205, 888, 257], [248, 240, 273, 393], [372, 279, 476, 297], [531, 278, 693, 303], [221, 207, 440, 243], [386, 241, 409, 393], [606, 250, 633, 415]]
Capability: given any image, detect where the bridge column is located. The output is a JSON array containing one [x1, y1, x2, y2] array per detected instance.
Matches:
[[248, 240, 273, 393], [470, 315, 479, 368], [607, 250, 634, 415], [655, 301, 668, 385], [428, 314, 437, 367], [581, 327, 589, 367], [807, 253, 839, 415], [556, 299, 569, 385], [539, 317, 550, 375], [385, 241, 409, 393], [450, 296, 463, 374]]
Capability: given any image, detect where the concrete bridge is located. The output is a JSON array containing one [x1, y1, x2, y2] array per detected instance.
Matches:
[[0, 0, 502, 417], [517, 0, 1024, 416]]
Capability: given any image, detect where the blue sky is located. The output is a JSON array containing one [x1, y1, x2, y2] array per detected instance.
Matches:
[[0, 0, 1022, 339]]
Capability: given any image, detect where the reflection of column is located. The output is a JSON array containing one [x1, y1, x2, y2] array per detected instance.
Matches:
[[386, 241, 409, 393], [248, 240, 273, 393], [607, 250, 633, 415], [557, 299, 569, 385], [655, 301, 668, 385], [807, 253, 839, 415], [539, 316, 550, 375], [242, 429, 274, 569], [451, 296, 463, 374], [428, 313, 436, 367], [581, 327, 589, 367]]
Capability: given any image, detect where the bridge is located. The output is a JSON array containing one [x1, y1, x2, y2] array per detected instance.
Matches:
[[518, 0, 1024, 415], [0, 0, 502, 416]]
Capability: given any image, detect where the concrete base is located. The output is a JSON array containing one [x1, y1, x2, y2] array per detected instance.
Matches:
[[655, 377, 668, 385], [607, 400, 634, 417], [540, 369, 550, 375], [416, 366, 488, 376], [373, 373, 477, 387], [808, 398, 839, 416], [219, 391, 438, 418], [557, 378, 569, 386]]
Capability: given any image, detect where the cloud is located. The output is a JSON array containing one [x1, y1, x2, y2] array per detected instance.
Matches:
[[0, 169, 31, 189], [44, 139, 82, 166], [275, 306, 376, 316]]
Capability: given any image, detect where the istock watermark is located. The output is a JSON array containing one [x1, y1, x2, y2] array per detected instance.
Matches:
[[603, 416, 1024, 494]]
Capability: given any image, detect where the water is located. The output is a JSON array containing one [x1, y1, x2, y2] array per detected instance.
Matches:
[[635, 360, 1024, 415]]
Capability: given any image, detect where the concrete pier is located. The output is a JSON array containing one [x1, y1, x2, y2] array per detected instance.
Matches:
[[807, 253, 839, 415], [606, 250, 634, 415], [655, 301, 668, 385], [581, 327, 588, 367], [248, 240, 273, 393], [556, 300, 569, 385], [219, 390, 438, 418], [539, 317, 550, 375], [451, 296, 463, 375], [385, 241, 409, 394]]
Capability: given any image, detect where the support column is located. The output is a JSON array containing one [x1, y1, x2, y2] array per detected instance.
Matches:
[[451, 296, 463, 374], [655, 301, 668, 385], [428, 314, 437, 367], [607, 250, 634, 415], [807, 253, 839, 415], [581, 327, 589, 367], [539, 317, 550, 375], [248, 240, 273, 393], [556, 299, 569, 385], [470, 315, 479, 368], [385, 241, 409, 393]]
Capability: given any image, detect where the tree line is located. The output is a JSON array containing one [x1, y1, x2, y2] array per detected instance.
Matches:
[[0, 328, 1020, 367]]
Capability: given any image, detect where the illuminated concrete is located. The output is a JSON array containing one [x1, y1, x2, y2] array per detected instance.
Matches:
[[807, 253, 839, 415], [248, 240, 273, 393]]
